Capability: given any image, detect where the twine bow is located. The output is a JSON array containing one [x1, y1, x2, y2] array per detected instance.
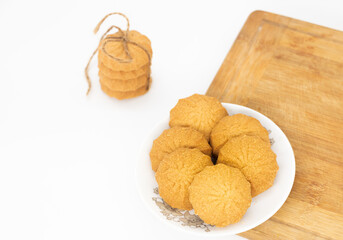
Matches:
[[85, 12, 152, 95]]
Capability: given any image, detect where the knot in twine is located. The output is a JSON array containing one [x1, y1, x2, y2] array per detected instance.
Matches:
[[85, 12, 152, 95]]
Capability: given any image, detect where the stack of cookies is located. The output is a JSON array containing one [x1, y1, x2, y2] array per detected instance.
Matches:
[[98, 30, 152, 100]]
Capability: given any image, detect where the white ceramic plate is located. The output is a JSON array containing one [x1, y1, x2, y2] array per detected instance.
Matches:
[[136, 103, 295, 236]]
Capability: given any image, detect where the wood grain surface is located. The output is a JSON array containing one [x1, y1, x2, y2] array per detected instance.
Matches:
[[207, 11, 343, 240]]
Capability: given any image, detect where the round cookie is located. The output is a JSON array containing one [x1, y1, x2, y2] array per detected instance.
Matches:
[[98, 30, 152, 72], [150, 127, 212, 172], [99, 77, 150, 100], [155, 148, 213, 210], [217, 135, 278, 197], [99, 71, 148, 91], [189, 164, 251, 227], [98, 61, 150, 79], [169, 94, 228, 140], [210, 114, 270, 155]]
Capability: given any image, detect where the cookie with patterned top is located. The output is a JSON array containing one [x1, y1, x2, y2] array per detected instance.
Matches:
[[217, 135, 278, 197], [169, 94, 228, 141], [210, 114, 270, 156], [156, 148, 213, 210], [150, 127, 212, 172], [98, 30, 152, 72], [189, 164, 251, 227]]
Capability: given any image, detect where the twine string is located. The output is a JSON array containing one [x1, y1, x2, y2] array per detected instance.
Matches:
[[85, 12, 151, 95], [93, 12, 130, 35]]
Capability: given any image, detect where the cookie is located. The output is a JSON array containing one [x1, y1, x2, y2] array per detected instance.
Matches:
[[169, 94, 228, 140], [99, 77, 150, 100], [189, 164, 251, 227], [210, 114, 270, 155], [98, 30, 152, 72], [99, 70, 148, 91], [98, 61, 150, 79], [155, 148, 213, 210], [150, 127, 212, 172], [217, 135, 278, 197]]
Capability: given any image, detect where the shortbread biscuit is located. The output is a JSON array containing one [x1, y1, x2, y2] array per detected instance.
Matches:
[[99, 71, 148, 91], [155, 148, 213, 210], [98, 61, 150, 79], [99, 77, 150, 99], [98, 30, 152, 71], [169, 94, 228, 140], [189, 164, 251, 227], [210, 114, 270, 155], [150, 127, 212, 172], [217, 135, 278, 197]]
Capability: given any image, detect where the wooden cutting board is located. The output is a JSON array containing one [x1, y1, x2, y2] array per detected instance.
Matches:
[[207, 11, 343, 240]]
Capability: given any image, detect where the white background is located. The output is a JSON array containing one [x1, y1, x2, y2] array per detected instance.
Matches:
[[0, 1, 342, 239]]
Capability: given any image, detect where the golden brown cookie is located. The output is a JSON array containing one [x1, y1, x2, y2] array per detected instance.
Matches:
[[155, 148, 213, 210], [98, 61, 150, 79], [99, 77, 150, 100], [189, 164, 251, 227], [150, 127, 212, 172], [210, 114, 270, 156], [98, 30, 152, 72], [169, 94, 228, 140], [217, 135, 278, 197], [99, 71, 148, 91]]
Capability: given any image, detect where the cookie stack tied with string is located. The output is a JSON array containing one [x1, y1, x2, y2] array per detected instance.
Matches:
[[85, 12, 152, 99]]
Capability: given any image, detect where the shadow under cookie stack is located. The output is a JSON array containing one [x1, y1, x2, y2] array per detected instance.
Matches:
[[86, 12, 152, 99]]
